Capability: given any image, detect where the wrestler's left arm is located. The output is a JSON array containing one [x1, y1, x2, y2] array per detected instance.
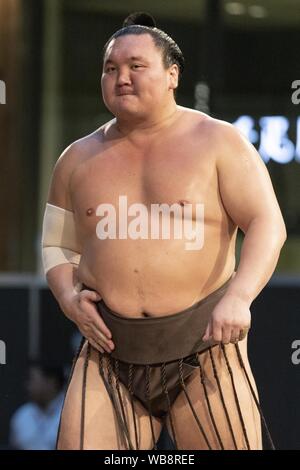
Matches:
[[203, 120, 287, 344]]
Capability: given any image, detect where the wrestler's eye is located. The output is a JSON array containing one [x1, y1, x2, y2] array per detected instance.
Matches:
[[105, 66, 116, 73], [131, 64, 144, 70]]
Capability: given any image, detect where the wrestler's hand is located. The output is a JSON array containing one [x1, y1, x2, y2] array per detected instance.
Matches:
[[202, 293, 251, 344], [61, 289, 114, 353]]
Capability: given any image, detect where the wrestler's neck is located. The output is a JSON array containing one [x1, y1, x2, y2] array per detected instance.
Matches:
[[115, 101, 180, 138]]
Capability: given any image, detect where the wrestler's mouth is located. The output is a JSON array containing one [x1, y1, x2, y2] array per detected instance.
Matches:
[[116, 90, 135, 96]]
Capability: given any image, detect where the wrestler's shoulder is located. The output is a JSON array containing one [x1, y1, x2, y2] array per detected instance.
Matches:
[[180, 107, 239, 137], [184, 109, 252, 156], [58, 123, 110, 163], [49, 121, 115, 208]]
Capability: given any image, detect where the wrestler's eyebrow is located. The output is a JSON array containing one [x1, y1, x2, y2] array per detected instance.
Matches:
[[104, 56, 148, 65], [104, 59, 114, 66], [128, 56, 148, 62]]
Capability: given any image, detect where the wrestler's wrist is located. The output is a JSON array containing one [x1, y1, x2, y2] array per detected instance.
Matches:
[[223, 290, 253, 307], [59, 290, 80, 323]]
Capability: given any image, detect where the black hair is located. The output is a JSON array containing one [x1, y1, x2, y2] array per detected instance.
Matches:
[[103, 12, 185, 81]]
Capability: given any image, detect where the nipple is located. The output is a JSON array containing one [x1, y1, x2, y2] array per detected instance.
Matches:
[[86, 207, 94, 216], [178, 200, 189, 207]]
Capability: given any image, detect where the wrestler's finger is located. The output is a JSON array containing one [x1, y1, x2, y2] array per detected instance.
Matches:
[[88, 338, 104, 354], [230, 327, 240, 344], [80, 290, 102, 303], [202, 322, 212, 341], [212, 322, 222, 342], [77, 303, 113, 342], [91, 325, 114, 351], [89, 333, 111, 353], [94, 315, 113, 342], [239, 326, 250, 341], [79, 300, 113, 340], [221, 326, 232, 344]]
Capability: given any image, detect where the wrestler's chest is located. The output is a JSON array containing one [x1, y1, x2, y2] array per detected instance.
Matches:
[[70, 142, 218, 223]]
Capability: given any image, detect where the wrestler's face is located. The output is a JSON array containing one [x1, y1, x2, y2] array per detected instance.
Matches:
[[101, 34, 178, 119]]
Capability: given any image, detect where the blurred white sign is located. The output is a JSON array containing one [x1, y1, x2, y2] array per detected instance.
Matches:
[[233, 115, 300, 164], [0, 340, 6, 365], [291, 80, 300, 105], [291, 340, 300, 365], [0, 80, 6, 104]]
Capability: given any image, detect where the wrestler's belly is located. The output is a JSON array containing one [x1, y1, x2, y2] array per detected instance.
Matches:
[[77, 229, 236, 317]]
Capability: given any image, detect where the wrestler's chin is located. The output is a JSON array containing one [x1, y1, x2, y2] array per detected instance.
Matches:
[[112, 101, 145, 120]]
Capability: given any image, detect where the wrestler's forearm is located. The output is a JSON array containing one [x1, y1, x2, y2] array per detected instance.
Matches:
[[226, 216, 286, 305], [46, 263, 81, 321]]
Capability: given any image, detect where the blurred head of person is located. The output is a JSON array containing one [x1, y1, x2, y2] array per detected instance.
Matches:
[[25, 361, 65, 410]]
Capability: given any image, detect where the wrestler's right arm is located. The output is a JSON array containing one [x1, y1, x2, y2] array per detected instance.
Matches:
[[42, 144, 114, 353]]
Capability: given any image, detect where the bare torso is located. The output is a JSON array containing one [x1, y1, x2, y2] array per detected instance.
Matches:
[[69, 108, 237, 316]]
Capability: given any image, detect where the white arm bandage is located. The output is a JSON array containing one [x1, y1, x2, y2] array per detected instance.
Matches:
[[41, 203, 81, 275]]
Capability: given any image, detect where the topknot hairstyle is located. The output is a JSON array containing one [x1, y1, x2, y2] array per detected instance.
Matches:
[[103, 12, 185, 80], [123, 12, 156, 28]]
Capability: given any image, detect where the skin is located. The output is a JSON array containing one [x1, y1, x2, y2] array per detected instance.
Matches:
[[46, 33, 286, 449]]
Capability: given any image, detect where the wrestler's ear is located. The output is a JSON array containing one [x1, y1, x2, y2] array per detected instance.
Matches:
[[168, 64, 179, 91]]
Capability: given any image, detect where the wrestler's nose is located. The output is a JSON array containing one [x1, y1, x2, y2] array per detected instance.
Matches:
[[116, 68, 132, 86]]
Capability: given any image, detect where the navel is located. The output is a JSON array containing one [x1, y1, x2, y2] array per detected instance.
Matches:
[[142, 310, 151, 318]]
